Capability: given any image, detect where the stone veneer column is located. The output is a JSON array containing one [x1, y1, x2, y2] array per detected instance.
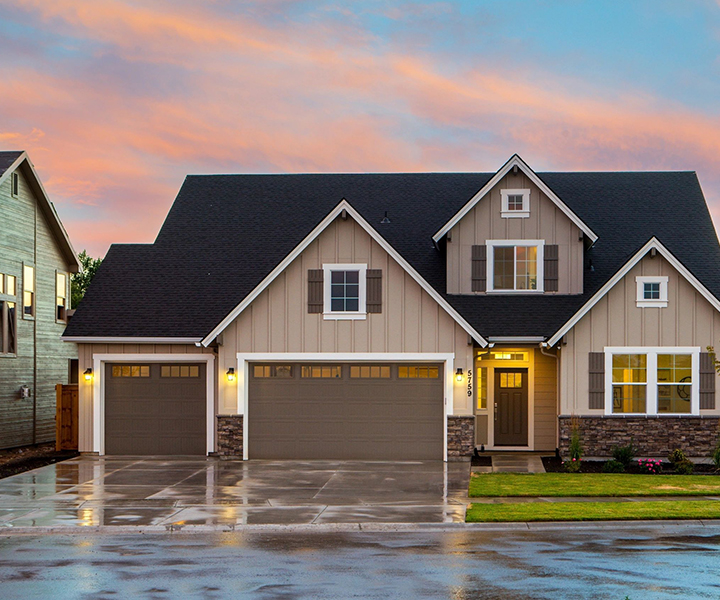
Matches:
[[447, 416, 475, 460], [216, 415, 243, 457]]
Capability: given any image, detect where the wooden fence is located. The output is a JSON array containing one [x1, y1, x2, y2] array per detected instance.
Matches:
[[55, 384, 78, 451]]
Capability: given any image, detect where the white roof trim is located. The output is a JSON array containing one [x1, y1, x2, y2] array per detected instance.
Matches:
[[432, 154, 598, 243], [201, 199, 488, 347], [0, 152, 81, 271], [61, 336, 203, 344], [547, 237, 720, 346], [488, 336, 547, 343]]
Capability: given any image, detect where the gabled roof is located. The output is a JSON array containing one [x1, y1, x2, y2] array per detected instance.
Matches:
[[63, 167, 720, 342], [432, 154, 598, 243], [0, 151, 81, 272]]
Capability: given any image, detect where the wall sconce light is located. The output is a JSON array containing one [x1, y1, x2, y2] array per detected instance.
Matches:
[[83, 368, 93, 382], [455, 368, 464, 382], [226, 368, 236, 382]]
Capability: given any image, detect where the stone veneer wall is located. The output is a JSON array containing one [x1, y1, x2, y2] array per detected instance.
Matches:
[[447, 416, 475, 460], [559, 416, 720, 458], [216, 415, 243, 457]]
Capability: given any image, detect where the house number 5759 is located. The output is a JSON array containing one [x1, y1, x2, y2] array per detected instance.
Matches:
[[467, 369, 473, 397]]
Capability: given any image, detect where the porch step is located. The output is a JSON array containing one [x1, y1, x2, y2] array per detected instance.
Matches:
[[472, 454, 546, 473]]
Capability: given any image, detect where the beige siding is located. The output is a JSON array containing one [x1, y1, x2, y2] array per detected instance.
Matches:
[[218, 215, 474, 416], [534, 348, 558, 451], [561, 253, 720, 415], [0, 166, 77, 449], [446, 171, 584, 294], [77, 343, 215, 453]]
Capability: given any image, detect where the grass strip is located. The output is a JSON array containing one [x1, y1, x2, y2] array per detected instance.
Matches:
[[469, 473, 720, 497], [465, 500, 720, 523]]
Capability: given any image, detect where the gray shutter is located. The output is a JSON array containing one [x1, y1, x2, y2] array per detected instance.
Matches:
[[366, 269, 382, 313], [307, 269, 324, 314], [588, 352, 605, 409], [544, 244, 559, 292], [700, 352, 716, 410], [471, 245, 486, 292]]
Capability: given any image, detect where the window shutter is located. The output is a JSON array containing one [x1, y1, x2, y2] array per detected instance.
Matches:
[[366, 269, 382, 313], [471, 245, 486, 292], [700, 352, 716, 410], [588, 352, 605, 409], [307, 269, 324, 314], [544, 244, 559, 292]]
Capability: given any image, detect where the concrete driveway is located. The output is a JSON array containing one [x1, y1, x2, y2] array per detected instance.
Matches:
[[0, 457, 470, 529]]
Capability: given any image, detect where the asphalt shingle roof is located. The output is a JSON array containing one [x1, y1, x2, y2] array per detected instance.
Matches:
[[0, 151, 23, 178], [64, 171, 720, 341]]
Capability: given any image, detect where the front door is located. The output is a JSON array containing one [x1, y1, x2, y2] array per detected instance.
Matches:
[[494, 368, 528, 446]]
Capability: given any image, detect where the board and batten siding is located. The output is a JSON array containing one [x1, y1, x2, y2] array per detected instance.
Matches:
[[76, 343, 216, 453], [218, 216, 474, 416], [0, 167, 77, 449], [533, 348, 558, 451], [560, 253, 720, 415], [446, 171, 584, 295]]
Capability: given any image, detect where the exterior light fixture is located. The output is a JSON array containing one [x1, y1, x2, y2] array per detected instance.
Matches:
[[83, 368, 93, 382], [455, 368, 463, 382], [226, 368, 236, 382]]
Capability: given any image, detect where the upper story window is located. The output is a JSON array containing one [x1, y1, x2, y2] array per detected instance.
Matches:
[[23, 264, 34, 318], [323, 263, 366, 319], [10, 172, 19, 197], [0, 274, 17, 355], [56, 272, 68, 322], [500, 189, 530, 218], [487, 240, 544, 292], [636, 276, 668, 308]]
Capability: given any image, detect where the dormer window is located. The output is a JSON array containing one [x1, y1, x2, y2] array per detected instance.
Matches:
[[636, 276, 668, 308], [486, 240, 544, 292], [501, 189, 530, 218]]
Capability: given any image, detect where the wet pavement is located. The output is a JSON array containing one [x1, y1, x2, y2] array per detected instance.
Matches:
[[0, 457, 471, 528], [0, 525, 719, 599]]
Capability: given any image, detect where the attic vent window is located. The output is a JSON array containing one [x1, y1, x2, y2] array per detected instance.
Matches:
[[10, 172, 19, 197], [636, 276, 668, 308], [500, 189, 530, 218]]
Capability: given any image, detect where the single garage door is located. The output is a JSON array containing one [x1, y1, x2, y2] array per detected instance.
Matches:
[[104, 363, 206, 455], [248, 363, 443, 460]]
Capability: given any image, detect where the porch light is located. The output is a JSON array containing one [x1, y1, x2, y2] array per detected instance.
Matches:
[[83, 368, 93, 382], [455, 368, 463, 382], [226, 368, 236, 382]]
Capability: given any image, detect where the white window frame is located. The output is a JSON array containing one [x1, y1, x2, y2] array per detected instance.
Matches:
[[636, 276, 668, 308], [10, 172, 19, 198], [322, 263, 367, 320], [500, 189, 530, 218], [486, 240, 544, 293], [604, 347, 700, 416]]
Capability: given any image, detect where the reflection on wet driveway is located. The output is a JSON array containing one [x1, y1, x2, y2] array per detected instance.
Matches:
[[0, 457, 470, 528]]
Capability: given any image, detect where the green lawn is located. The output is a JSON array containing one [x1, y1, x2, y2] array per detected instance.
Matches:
[[465, 500, 720, 523], [469, 473, 720, 497]]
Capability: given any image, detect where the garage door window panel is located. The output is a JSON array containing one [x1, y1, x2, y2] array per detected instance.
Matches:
[[301, 365, 342, 378], [398, 366, 440, 378], [112, 365, 150, 377], [253, 365, 294, 378], [161, 365, 200, 378], [350, 365, 391, 378]]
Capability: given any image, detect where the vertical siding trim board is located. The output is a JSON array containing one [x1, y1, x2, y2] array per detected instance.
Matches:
[[700, 352, 716, 410], [471, 245, 486, 292], [588, 352, 605, 409], [544, 245, 559, 292], [90, 353, 216, 455], [307, 269, 324, 313], [366, 269, 382, 313]]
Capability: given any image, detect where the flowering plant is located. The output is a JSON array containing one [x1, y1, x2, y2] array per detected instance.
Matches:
[[562, 457, 581, 473], [637, 458, 662, 474]]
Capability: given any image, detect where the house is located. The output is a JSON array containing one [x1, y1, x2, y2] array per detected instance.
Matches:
[[0, 151, 80, 450], [62, 155, 720, 459]]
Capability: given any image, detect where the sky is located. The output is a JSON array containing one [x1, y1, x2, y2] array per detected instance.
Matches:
[[1, 0, 719, 258]]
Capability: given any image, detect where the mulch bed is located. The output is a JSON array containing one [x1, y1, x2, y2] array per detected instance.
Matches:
[[471, 454, 492, 467], [542, 456, 719, 475], [0, 443, 78, 480]]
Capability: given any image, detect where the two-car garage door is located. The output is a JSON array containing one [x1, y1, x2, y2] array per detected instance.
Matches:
[[248, 363, 444, 460]]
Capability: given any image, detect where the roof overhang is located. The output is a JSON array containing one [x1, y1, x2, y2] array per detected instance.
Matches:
[[61, 337, 203, 344], [432, 154, 598, 244], [547, 237, 720, 347], [0, 152, 81, 272], [200, 199, 488, 348]]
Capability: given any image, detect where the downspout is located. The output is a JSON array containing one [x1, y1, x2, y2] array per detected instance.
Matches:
[[539, 342, 559, 454], [32, 184, 38, 445]]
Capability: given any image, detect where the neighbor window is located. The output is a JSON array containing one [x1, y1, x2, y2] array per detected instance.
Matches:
[[488, 241, 543, 292], [22, 265, 34, 318], [606, 348, 699, 415], [636, 276, 668, 308], [323, 263, 367, 318], [0, 274, 17, 355], [10, 172, 19, 197], [56, 272, 68, 322], [500, 189, 530, 217]]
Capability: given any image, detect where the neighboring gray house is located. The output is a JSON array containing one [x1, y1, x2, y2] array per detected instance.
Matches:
[[0, 151, 80, 450], [63, 154, 720, 460]]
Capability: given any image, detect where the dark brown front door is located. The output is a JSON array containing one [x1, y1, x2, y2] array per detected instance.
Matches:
[[494, 368, 528, 446]]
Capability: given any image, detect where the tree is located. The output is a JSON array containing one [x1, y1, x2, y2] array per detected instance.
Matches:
[[71, 250, 102, 308]]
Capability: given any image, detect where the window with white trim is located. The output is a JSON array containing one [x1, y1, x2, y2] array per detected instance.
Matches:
[[323, 263, 366, 319], [500, 189, 530, 218], [636, 276, 668, 308], [605, 347, 699, 415], [0, 274, 17, 355], [487, 240, 544, 292]]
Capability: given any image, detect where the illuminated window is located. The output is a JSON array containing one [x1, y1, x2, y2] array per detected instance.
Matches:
[[253, 365, 294, 378], [481, 351, 528, 362], [398, 366, 439, 379], [499, 372, 523, 388], [301, 365, 342, 378], [657, 354, 692, 414], [611, 354, 647, 413], [477, 367, 487, 410], [112, 365, 151, 377], [350, 365, 391, 378], [56, 272, 68, 322], [23, 265, 34, 317]]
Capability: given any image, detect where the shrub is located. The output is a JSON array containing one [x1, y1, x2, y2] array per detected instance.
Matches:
[[602, 459, 625, 473], [563, 457, 581, 473], [713, 441, 720, 470], [668, 448, 688, 467], [612, 441, 636, 468], [675, 459, 694, 475], [568, 416, 583, 461], [637, 458, 662, 475]]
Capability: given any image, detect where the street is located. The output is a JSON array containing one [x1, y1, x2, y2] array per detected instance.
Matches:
[[1, 525, 719, 599]]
